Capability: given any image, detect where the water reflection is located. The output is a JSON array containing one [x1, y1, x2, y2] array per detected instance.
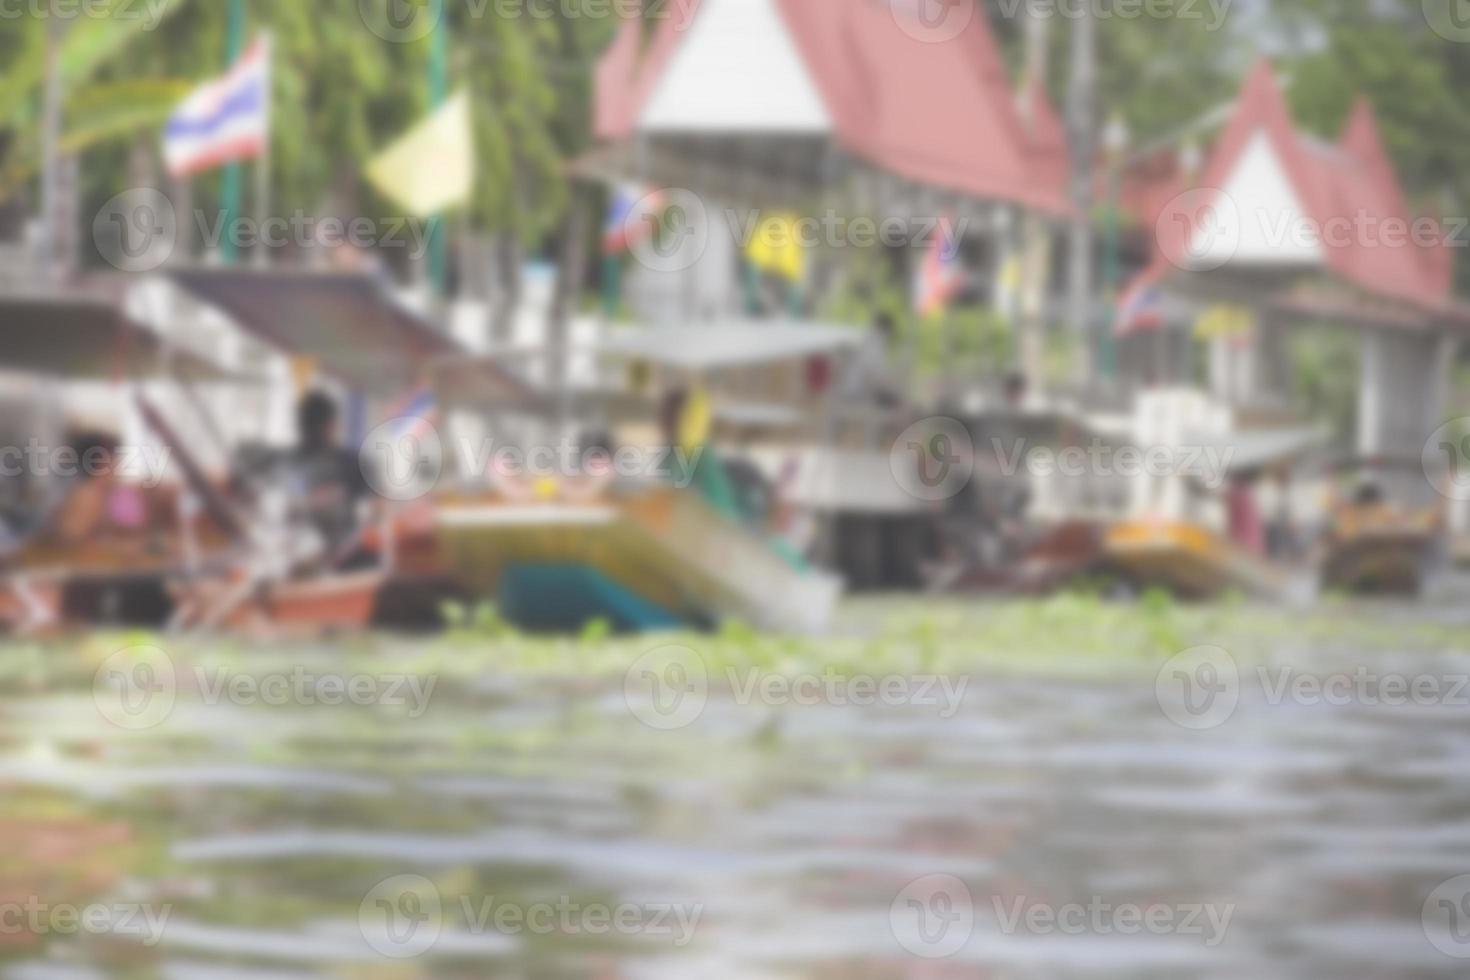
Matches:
[[1, 602, 1468, 978]]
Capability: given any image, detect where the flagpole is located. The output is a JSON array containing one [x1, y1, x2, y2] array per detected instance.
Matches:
[[253, 32, 272, 269], [427, 13, 449, 298], [220, 0, 244, 265], [39, 10, 63, 285]]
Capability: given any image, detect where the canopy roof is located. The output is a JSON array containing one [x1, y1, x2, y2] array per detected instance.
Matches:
[[169, 267, 533, 399], [0, 293, 239, 381], [599, 320, 867, 372], [593, 0, 1070, 216], [1179, 424, 1328, 475]]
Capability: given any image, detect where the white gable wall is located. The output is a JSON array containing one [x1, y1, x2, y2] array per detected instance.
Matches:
[[639, 0, 833, 134], [1194, 130, 1325, 268]]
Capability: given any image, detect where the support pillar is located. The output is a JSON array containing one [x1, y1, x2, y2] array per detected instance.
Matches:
[[1358, 327, 1450, 506]]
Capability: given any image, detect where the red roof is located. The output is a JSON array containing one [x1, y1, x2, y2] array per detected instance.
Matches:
[[593, 0, 1072, 216], [1138, 60, 1458, 319]]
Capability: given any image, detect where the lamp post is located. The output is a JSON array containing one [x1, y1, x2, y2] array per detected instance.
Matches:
[[1098, 113, 1130, 382]]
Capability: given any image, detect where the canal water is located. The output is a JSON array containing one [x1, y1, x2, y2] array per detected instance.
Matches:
[[1, 599, 1467, 978]]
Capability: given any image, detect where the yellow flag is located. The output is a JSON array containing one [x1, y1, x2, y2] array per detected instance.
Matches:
[[365, 91, 475, 216], [679, 386, 713, 451], [744, 212, 806, 283]]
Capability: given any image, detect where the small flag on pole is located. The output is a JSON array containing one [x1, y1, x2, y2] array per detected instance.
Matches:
[[365, 91, 476, 217], [1115, 279, 1164, 335], [164, 34, 271, 179], [603, 184, 665, 254], [914, 214, 965, 317], [382, 385, 440, 440]]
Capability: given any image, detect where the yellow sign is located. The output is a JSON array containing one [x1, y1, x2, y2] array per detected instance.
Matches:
[[744, 212, 806, 283], [1194, 304, 1254, 342]]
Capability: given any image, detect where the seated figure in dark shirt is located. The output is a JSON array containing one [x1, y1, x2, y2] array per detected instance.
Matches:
[[283, 391, 372, 562]]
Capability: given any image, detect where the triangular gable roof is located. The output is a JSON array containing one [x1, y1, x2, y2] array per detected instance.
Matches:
[[1146, 60, 1456, 316], [640, 0, 831, 132], [593, 0, 1070, 216]]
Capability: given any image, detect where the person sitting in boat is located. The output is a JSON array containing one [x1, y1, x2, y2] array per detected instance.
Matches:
[[281, 391, 373, 565], [49, 431, 152, 545], [1226, 470, 1266, 556], [657, 386, 743, 520]]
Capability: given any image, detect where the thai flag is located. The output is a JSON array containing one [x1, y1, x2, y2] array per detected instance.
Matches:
[[1115, 279, 1164, 335], [163, 35, 271, 179], [603, 184, 665, 254], [914, 214, 965, 317], [383, 386, 439, 440]]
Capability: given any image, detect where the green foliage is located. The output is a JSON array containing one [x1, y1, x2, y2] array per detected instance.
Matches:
[[820, 243, 1017, 379], [8, 0, 616, 255], [1267, 0, 1469, 291], [1288, 323, 1361, 446], [439, 599, 517, 639]]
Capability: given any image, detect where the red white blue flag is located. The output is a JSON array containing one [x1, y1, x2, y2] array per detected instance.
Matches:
[[164, 35, 271, 179], [1115, 278, 1164, 335], [914, 214, 965, 317], [603, 184, 666, 255], [383, 385, 439, 441]]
